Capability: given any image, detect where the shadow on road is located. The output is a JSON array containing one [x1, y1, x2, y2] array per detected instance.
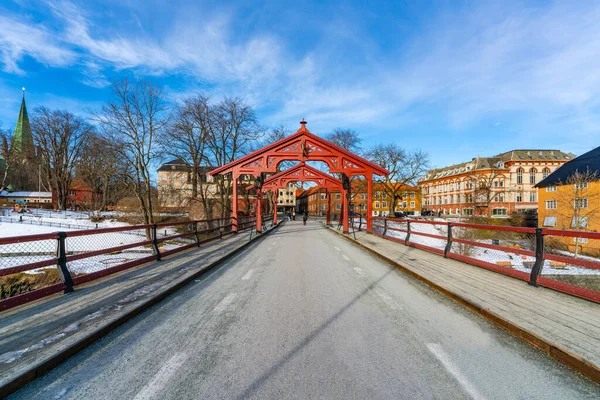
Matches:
[[234, 267, 395, 400]]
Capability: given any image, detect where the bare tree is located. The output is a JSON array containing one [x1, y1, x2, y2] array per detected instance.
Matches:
[[77, 132, 125, 212], [555, 169, 600, 257], [325, 128, 362, 153], [159, 95, 211, 200], [467, 165, 507, 217], [204, 97, 263, 218], [365, 143, 429, 213], [0, 131, 10, 192], [264, 124, 290, 146], [31, 108, 93, 210], [95, 78, 168, 227]]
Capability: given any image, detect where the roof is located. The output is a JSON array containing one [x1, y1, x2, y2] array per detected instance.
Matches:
[[210, 121, 389, 176], [12, 94, 33, 154], [420, 149, 575, 182], [0, 191, 52, 198], [535, 146, 600, 188], [70, 179, 93, 191], [494, 149, 574, 162], [157, 159, 213, 174]]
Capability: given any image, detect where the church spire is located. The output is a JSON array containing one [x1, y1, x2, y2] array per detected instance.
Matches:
[[12, 87, 33, 155]]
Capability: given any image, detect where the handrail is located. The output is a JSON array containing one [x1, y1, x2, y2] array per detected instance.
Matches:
[[364, 217, 600, 304]]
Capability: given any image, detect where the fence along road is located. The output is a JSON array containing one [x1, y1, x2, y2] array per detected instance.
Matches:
[[10, 220, 600, 399]]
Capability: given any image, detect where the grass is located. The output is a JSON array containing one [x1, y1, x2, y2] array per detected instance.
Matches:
[[0, 268, 61, 299]]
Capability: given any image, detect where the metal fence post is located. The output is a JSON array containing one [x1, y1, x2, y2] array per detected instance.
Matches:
[[194, 222, 201, 247], [444, 222, 453, 258], [383, 219, 388, 236], [152, 224, 161, 261], [56, 232, 73, 293], [405, 220, 411, 244], [358, 214, 362, 232], [529, 228, 545, 287]]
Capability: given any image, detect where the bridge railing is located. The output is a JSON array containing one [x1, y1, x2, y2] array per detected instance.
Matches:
[[0, 217, 241, 312], [369, 217, 600, 303]]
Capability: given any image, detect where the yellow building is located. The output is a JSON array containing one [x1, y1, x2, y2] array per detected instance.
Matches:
[[536, 146, 600, 256], [371, 183, 421, 216]]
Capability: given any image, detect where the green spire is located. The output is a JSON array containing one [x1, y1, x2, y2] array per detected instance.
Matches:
[[12, 90, 33, 154]]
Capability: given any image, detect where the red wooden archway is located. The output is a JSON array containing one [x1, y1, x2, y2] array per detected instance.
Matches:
[[247, 162, 343, 225], [210, 120, 389, 233]]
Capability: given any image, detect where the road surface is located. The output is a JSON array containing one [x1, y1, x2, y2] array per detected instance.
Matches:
[[10, 220, 600, 399]]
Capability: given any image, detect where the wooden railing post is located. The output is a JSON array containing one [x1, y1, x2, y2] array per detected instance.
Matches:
[[405, 220, 411, 244]]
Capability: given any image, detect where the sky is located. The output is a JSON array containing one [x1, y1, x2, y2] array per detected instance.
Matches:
[[0, 0, 599, 169]]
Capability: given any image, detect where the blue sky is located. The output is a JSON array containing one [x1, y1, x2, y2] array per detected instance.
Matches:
[[0, 0, 599, 169]]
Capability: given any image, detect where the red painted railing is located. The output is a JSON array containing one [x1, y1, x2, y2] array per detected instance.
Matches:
[[0, 217, 247, 312], [360, 217, 600, 304]]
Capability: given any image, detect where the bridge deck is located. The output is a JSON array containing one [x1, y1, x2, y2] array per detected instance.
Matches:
[[0, 228, 261, 394], [4, 221, 600, 399], [331, 226, 600, 380]]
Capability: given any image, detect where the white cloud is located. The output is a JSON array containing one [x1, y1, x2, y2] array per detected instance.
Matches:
[[0, 14, 76, 74]]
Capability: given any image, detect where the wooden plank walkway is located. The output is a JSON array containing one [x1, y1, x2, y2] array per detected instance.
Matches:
[[330, 227, 600, 383]]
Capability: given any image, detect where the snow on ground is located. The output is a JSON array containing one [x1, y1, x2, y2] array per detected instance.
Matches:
[[0, 222, 77, 238], [369, 218, 600, 276], [0, 214, 195, 274]]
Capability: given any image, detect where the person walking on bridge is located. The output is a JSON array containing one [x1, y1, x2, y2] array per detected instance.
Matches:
[[302, 211, 308, 226]]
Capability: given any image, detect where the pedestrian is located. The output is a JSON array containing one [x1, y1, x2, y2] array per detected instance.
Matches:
[[292, 210, 296, 221], [303, 211, 308, 226]]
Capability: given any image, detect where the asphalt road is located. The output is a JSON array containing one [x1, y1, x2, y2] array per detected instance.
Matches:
[[10, 220, 600, 399]]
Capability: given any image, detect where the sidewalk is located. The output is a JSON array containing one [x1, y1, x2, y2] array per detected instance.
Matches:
[[0, 224, 279, 396], [329, 227, 600, 384]]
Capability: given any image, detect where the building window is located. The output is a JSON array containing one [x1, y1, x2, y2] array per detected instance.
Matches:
[[463, 208, 473, 215], [492, 208, 507, 216], [574, 237, 589, 244], [574, 198, 588, 209], [321, 204, 326, 211], [516, 192, 522, 202], [336, 193, 341, 200], [375, 201, 380, 208], [360, 204, 366, 210], [457, 182, 461, 190], [546, 186, 556, 192], [360, 193, 367, 200], [336, 204, 341, 210], [571, 216, 589, 228], [543, 168, 550, 179], [500, 179, 504, 187], [529, 192, 536, 202], [517, 168, 523, 184], [410, 192, 415, 198], [574, 182, 589, 189], [382, 201, 387, 208], [543, 216, 557, 227], [410, 201, 415, 208], [498, 193, 505, 202], [545, 200, 557, 209], [529, 168, 536, 184], [321, 193, 326, 200]]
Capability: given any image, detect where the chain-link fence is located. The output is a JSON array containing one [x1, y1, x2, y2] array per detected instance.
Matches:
[[538, 229, 600, 300], [370, 217, 600, 302], [0, 217, 242, 311], [0, 233, 63, 302]]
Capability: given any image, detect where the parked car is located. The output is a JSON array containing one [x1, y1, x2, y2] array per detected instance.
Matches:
[[394, 211, 407, 218]]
